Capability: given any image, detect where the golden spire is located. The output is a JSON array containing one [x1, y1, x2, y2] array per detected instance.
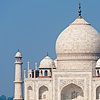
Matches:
[[78, 2, 82, 18]]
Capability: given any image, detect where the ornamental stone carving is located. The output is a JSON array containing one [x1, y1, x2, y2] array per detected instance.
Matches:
[[60, 79, 84, 90]]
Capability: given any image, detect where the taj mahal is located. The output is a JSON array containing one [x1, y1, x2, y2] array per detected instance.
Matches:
[[13, 3, 100, 100]]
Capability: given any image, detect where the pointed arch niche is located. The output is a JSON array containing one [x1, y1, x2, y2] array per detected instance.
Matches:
[[96, 86, 100, 99], [61, 83, 84, 100], [39, 86, 49, 100], [27, 86, 33, 100]]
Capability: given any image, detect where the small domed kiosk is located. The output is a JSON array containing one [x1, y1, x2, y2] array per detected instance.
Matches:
[[39, 53, 55, 77]]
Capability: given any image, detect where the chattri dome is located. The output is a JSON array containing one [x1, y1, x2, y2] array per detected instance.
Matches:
[[39, 56, 55, 69], [15, 51, 22, 58], [56, 17, 100, 57], [96, 59, 100, 67]]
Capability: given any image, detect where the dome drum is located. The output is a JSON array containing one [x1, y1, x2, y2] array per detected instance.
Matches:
[[57, 53, 100, 61]]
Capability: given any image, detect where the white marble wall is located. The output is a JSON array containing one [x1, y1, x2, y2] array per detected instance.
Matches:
[[24, 78, 52, 100]]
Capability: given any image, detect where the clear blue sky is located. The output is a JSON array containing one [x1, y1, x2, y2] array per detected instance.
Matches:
[[0, 0, 100, 97]]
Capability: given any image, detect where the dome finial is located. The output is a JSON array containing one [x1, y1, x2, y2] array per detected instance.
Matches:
[[47, 52, 48, 56], [78, 2, 82, 18], [18, 49, 19, 52]]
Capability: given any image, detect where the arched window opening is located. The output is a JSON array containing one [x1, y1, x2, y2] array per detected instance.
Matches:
[[28, 86, 33, 100], [96, 86, 100, 99], [39, 86, 48, 100], [97, 70, 99, 76], [41, 70, 43, 76], [30, 74, 31, 78], [61, 83, 84, 100], [45, 70, 48, 76]]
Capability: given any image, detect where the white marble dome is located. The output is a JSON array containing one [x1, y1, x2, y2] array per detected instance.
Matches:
[[56, 17, 100, 54], [15, 51, 22, 58], [39, 56, 55, 69]]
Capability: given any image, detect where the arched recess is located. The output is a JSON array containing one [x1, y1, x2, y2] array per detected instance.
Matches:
[[41, 70, 43, 76], [28, 86, 33, 100], [45, 70, 48, 76], [61, 83, 84, 100], [96, 86, 100, 99], [39, 86, 48, 100]]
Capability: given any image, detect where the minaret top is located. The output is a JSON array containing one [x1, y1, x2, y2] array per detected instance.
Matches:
[[78, 2, 82, 18], [15, 50, 22, 58]]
